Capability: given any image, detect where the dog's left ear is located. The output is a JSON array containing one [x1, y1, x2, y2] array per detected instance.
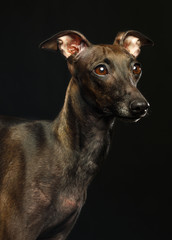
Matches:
[[114, 30, 154, 57]]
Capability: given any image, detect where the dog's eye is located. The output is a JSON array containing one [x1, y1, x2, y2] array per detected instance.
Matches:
[[133, 63, 142, 76], [94, 65, 108, 76]]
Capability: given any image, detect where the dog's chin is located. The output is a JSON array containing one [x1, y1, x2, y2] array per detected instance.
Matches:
[[117, 116, 141, 123]]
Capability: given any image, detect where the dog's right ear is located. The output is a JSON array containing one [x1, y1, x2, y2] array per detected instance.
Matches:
[[39, 30, 91, 58], [113, 30, 153, 58]]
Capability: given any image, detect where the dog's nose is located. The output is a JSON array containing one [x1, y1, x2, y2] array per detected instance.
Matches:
[[130, 100, 150, 116]]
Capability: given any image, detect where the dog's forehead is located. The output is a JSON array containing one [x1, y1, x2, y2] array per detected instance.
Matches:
[[78, 44, 132, 65]]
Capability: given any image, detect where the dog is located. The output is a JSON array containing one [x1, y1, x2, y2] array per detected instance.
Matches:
[[0, 30, 153, 239]]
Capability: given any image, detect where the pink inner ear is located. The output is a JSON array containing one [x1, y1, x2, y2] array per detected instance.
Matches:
[[124, 36, 141, 57], [58, 34, 84, 58], [67, 38, 81, 55]]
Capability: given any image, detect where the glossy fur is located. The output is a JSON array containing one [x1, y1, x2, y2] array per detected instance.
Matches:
[[0, 30, 153, 239]]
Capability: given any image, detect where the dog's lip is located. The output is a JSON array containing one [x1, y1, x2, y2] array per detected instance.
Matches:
[[103, 107, 148, 121], [117, 111, 148, 122], [118, 111, 148, 121]]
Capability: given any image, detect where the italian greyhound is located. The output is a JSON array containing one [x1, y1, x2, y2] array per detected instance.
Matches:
[[0, 30, 153, 239]]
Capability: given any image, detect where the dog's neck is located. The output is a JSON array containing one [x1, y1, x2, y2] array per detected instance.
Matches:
[[53, 78, 115, 186]]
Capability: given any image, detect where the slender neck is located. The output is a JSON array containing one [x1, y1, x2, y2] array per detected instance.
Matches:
[[53, 78, 115, 185]]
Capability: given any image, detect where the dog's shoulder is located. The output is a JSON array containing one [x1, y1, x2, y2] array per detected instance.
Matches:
[[0, 115, 29, 127], [0, 116, 54, 153]]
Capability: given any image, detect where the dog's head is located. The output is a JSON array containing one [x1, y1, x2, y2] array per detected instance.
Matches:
[[40, 30, 153, 122]]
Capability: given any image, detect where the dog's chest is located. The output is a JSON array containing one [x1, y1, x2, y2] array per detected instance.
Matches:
[[42, 190, 85, 235], [58, 191, 85, 214], [47, 186, 86, 222]]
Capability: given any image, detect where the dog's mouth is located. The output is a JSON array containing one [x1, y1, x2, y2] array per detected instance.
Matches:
[[102, 105, 149, 122]]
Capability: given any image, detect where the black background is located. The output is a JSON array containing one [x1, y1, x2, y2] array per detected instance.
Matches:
[[0, 1, 171, 239]]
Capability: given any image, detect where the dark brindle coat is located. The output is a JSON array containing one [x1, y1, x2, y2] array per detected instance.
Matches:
[[0, 30, 153, 239]]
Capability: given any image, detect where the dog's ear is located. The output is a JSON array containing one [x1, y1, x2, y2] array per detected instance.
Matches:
[[39, 30, 91, 58], [114, 30, 153, 57]]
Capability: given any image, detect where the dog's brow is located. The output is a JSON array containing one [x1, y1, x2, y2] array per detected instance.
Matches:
[[103, 58, 111, 65]]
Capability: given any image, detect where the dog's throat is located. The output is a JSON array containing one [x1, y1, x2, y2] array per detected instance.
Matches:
[[55, 80, 114, 185]]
